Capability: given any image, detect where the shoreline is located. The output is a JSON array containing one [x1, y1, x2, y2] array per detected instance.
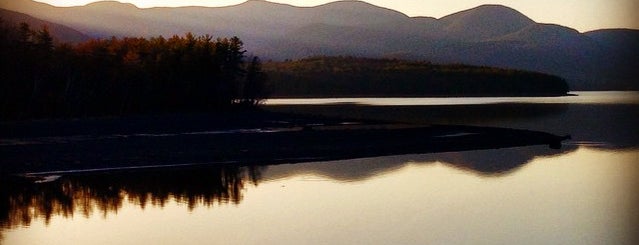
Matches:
[[1, 110, 570, 175], [266, 92, 572, 99]]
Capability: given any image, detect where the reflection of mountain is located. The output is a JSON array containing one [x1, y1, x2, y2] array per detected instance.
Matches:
[[265, 145, 578, 181], [1, 0, 638, 89], [0, 144, 574, 230]]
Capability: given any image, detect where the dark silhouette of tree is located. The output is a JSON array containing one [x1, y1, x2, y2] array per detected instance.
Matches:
[[17, 22, 31, 44], [241, 56, 268, 105], [34, 26, 53, 51], [0, 23, 268, 121]]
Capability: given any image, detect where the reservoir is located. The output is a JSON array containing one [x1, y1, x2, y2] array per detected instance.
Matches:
[[2, 92, 638, 245]]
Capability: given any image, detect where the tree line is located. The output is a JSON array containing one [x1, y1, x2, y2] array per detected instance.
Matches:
[[263, 56, 569, 97], [0, 20, 267, 121]]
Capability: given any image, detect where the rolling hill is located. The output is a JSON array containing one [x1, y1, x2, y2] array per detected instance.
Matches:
[[1, 0, 637, 90], [0, 8, 90, 43]]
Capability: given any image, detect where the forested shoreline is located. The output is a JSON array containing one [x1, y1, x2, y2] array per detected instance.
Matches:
[[264, 57, 570, 98], [2, 21, 570, 121], [0, 21, 267, 121]]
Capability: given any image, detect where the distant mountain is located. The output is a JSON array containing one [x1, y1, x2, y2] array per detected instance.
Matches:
[[583, 29, 639, 89], [586, 29, 639, 49], [1, 0, 637, 90], [0, 8, 90, 43], [439, 5, 535, 41]]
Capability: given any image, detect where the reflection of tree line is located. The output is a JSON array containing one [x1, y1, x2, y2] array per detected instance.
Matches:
[[0, 166, 264, 229], [0, 145, 579, 231]]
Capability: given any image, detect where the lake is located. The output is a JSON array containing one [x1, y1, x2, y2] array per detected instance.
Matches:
[[2, 91, 638, 245]]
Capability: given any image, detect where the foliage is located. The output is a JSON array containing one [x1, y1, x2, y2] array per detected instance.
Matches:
[[263, 56, 570, 97], [0, 21, 266, 120]]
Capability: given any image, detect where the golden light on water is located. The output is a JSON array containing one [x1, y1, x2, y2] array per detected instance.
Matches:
[[3, 147, 637, 245]]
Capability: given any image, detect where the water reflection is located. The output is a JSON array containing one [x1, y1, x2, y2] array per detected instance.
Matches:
[[265, 91, 639, 106], [0, 166, 263, 230], [264, 145, 579, 182], [267, 103, 639, 149], [1, 143, 576, 232], [3, 93, 637, 244]]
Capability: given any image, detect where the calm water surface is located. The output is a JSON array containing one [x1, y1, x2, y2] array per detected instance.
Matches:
[[2, 92, 638, 244], [265, 91, 639, 105]]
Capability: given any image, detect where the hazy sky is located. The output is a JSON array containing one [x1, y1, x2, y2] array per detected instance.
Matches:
[[35, 0, 639, 32]]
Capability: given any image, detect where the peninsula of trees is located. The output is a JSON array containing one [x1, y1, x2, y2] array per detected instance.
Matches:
[[264, 56, 569, 98], [0, 22, 267, 121]]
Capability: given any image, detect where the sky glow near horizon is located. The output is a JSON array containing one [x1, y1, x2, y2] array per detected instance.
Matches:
[[33, 0, 639, 32]]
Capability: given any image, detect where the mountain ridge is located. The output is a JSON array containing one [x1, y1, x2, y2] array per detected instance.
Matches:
[[1, 0, 637, 90], [0, 8, 90, 43], [439, 4, 535, 41]]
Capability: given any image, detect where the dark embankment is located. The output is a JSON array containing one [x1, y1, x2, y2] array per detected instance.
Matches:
[[264, 56, 570, 97], [265, 102, 639, 149], [0, 110, 569, 175]]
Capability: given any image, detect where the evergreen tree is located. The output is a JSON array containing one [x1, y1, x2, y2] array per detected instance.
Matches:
[[0, 23, 268, 121], [242, 56, 268, 105]]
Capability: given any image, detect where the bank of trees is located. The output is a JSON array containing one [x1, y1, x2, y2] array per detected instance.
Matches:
[[0, 21, 267, 120], [264, 56, 569, 97]]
